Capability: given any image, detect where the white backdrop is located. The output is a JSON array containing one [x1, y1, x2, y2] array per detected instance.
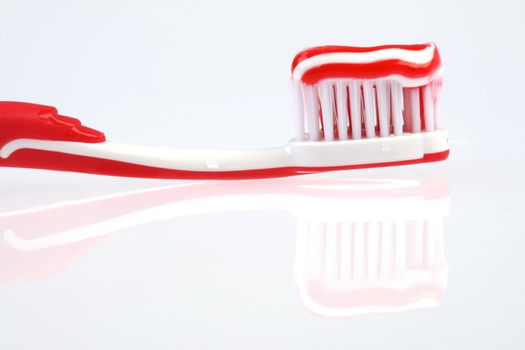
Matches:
[[0, 1, 524, 349]]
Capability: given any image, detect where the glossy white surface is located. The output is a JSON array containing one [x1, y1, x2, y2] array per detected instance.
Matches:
[[0, 0, 524, 349]]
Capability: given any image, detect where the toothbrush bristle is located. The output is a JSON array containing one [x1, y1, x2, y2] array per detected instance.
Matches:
[[291, 43, 443, 141]]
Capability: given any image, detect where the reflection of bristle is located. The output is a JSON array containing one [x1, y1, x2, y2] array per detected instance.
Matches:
[[303, 218, 444, 290]]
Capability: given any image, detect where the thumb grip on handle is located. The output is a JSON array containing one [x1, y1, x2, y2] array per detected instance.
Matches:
[[0, 101, 105, 149]]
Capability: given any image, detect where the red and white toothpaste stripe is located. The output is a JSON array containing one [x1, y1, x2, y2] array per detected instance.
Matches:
[[292, 43, 442, 85]]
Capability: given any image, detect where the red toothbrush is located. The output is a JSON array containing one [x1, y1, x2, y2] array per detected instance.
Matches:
[[0, 43, 448, 180]]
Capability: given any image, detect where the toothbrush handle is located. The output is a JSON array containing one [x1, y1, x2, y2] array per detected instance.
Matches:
[[0, 138, 294, 179], [0, 102, 297, 179]]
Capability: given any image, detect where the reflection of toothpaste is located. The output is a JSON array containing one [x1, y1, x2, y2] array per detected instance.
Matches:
[[292, 43, 442, 87]]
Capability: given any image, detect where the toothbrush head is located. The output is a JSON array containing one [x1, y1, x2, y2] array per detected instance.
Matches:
[[290, 43, 444, 141]]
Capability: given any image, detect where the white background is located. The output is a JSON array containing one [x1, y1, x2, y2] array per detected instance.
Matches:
[[0, 0, 524, 349]]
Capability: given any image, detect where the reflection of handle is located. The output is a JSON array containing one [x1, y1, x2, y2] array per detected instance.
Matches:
[[0, 178, 449, 252], [0, 177, 450, 288]]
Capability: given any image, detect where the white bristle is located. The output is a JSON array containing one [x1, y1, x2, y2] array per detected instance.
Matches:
[[303, 84, 321, 141], [385, 84, 392, 133], [402, 88, 413, 132], [335, 81, 349, 140], [390, 81, 404, 136], [432, 80, 442, 129], [409, 88, 422, 133], [349, 80, 362, 139], [291, 80, 306, 140], [423, 85, 435, 131], [319, 82, 335, 141], [362, 80, 377, 138], [376, 80, 391, 137], [293, 77, 442, 141]]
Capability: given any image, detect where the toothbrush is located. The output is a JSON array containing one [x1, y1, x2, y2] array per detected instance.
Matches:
[[0, 43, 448, 180]]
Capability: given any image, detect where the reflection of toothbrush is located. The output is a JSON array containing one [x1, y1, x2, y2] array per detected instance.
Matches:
[[0, 175, 449, 317], [295, 181, 449, 318], [0, 43, 448, 180]]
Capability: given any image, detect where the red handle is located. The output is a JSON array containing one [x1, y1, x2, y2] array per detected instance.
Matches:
[[0, 101, 105, 149]]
